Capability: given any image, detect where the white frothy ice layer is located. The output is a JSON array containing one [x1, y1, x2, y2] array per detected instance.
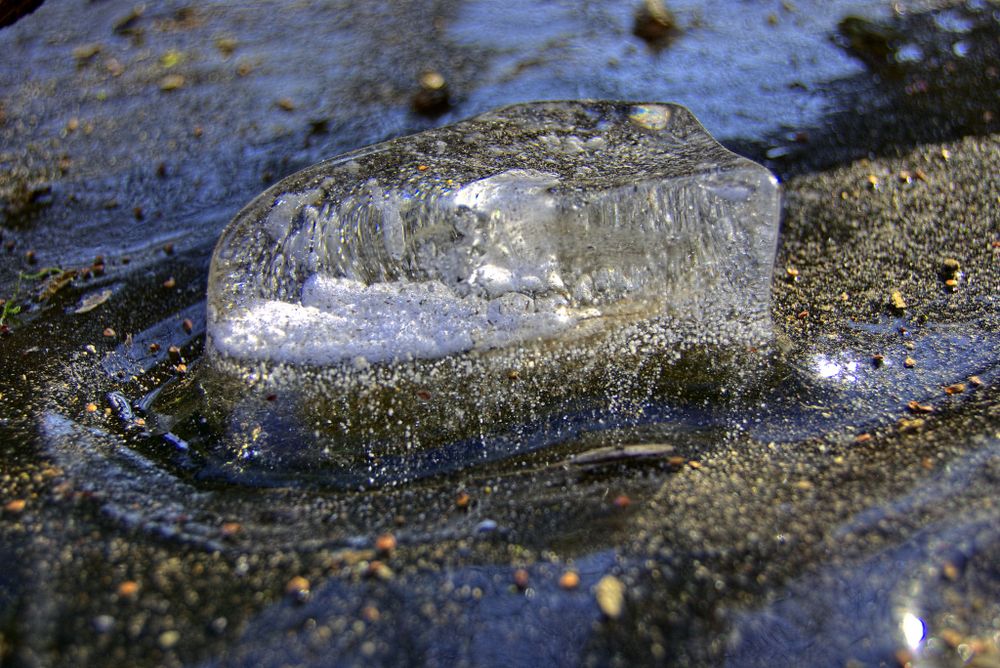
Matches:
[[210, 275, 582, 366]]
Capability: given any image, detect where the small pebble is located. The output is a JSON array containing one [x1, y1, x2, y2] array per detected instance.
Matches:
[[4, 499, 26, 513], [907, 400, 933, 414], [216, 37, 238, 56], [455, 491, 471, 508], [93, 615, 115, 633], [595, 575, 626, 619], [854, 433, 872, 444], [102, 327, 116, 338], [890, 290, 907, 311], [285, 576, 310, 601], [559, 570, 580, 590], [513, 568, 530, 590], [374, 533, 397, 555], [158, 630, 180, 650], [73, 43, 102, 62], [160, 74, 185, 91], [475, 519, 498, 533], [412, 71, 450, 116], [943, 383, 965, 395], [361, 605, 380, 622], [117, 581, 140, 598], [160, 50, 183, 69], [181, 318, 194, 333], [366, 561, 394, 581], [220, 522, 241, 536], [633, 0, 677, 44], [904, 357, 916, 368], [162, 277, 176, 289], [612, 494, 631, 508], [939, 628, 964, 647]]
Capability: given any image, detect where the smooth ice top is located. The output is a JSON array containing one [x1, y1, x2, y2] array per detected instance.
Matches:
[[207, 101, 780, 366]]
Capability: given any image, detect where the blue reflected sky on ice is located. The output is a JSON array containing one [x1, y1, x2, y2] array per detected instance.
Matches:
[[447, 0, 890, 141]]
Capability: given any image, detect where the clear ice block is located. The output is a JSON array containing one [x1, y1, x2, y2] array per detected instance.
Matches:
[[208, 101, 780, 367], [199, 101, 780, 484]]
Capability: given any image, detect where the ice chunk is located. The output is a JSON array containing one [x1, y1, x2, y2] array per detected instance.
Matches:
[[207, 101, 780, 366], [197, 101, 780, 484]]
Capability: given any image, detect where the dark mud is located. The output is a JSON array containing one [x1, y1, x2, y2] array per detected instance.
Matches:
[[1, 1, 999, 666]]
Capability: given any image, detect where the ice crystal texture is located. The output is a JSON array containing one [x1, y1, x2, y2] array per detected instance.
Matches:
[[208, 101, 780, 367]]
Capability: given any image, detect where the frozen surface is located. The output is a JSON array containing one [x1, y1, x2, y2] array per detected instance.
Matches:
[[208, 101, 780, 366]]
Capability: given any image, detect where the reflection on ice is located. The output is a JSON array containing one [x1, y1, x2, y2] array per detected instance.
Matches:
[[900, 611, 926, 650], [811, 354, 860, 382]]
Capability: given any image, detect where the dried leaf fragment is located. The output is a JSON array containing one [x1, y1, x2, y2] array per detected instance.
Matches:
[[75, 288, 113, 314], [570, 443, 674, 467], [39, 269, 78, 301]]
